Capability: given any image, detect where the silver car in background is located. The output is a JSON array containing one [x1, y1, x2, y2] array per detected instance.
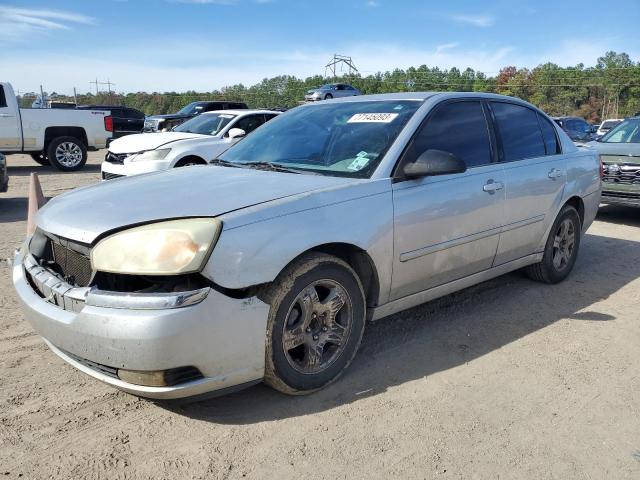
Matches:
[[13, 92, 601, 400], [304, 83, 362, 101]]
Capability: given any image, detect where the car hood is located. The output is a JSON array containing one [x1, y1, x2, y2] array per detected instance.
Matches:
[[585, 141, 640, 161], [147, 114, 190, 120], [36, 166, 356, 244], [108, 132, 209, 154]]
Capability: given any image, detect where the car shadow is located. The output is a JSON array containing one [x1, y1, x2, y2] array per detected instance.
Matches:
[[162, 231, 639, 424], [6, 163, 101, 177], [596, 204, 640, 227]]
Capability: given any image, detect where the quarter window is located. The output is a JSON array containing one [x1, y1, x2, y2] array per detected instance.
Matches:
[[0, 86, 7, 108], [538, 114, 561, 155], [491, 102, 545, 162], [410, 101, 492, 168]]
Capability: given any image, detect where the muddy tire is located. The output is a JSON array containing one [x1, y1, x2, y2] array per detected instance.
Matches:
[[260, 253, 366, 395], [524, 205, 581, 284]]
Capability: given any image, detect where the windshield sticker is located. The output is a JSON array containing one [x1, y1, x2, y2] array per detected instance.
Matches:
[[347, 156, 370, 171], [347, 113, 399, 123]]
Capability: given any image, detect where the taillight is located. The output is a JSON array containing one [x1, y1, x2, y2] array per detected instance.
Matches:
[[104, 115, 113, 132]]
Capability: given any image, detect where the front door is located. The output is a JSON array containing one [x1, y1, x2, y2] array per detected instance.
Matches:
[[390, 100, 505, 300]]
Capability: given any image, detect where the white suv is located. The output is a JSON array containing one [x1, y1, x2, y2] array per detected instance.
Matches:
[[101, 109, 280, 179]]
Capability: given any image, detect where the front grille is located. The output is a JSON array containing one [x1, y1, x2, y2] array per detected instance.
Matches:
[[602, 190, 640, 199], [51, 241, 93, 287], [105, 151, 128, 164], [102, 171, 124, 180], [602, 160, 640, 186]]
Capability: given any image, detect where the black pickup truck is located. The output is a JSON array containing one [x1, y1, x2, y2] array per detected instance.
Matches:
[[143, 101, 248, 132]]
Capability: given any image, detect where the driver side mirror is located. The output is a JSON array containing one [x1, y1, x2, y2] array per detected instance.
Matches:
[[227, 128, 246, 139], [403, 149, 467, 178]]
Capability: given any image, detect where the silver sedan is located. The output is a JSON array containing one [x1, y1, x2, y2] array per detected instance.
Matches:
[[304, 83, 362, 101], [13, 92, 601, 399]]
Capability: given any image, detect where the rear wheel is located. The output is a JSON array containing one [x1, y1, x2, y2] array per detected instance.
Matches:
[[261, 253, 366, 395], [30, 152, 49, 166], [524, 205, 581, 284], [47, 136, 87, 172]]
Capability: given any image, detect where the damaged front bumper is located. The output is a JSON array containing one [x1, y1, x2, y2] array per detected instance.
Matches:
[[12, 247, 270, 399]]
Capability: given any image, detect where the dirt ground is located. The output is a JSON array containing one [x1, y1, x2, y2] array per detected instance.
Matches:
[[1, 152, 639, 480]]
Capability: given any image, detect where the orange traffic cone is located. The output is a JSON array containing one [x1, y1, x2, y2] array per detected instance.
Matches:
[[26, 173, 46, 236]]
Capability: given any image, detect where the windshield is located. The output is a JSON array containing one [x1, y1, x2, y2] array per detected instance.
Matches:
[[319, 84, 334, 90], [600, 120, 621, 130], [600, 118, 640, 143], [218, 100, 420, 177], [176, 102, 203, 116], [173, 113, 236, 135]]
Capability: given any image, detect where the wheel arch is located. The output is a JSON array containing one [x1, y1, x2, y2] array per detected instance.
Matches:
[[564, 195, 585, 227], [281, 242, 381, 311], [44, 127, 88, 150], [174, 155, 207, 167]]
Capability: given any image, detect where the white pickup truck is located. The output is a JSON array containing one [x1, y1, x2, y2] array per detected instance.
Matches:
[[0, 82, 113, 171]]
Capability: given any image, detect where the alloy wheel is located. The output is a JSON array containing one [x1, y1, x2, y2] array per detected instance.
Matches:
[[55, 142, 83, 168], [552, 218, 575, 271]]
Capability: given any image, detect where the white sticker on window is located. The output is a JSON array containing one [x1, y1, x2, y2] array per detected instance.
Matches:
[[347, 113, 399, 123], [347, 156, 370, 171]]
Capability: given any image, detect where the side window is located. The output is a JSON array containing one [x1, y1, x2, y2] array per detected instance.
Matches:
[[537, 114, 561, 155], [491, 102, 545, 162], [204, 103, 220, 112], [565, 119, 580, 132], [232, 115, 265, 135], [410, 100, 492, 168], [264, 114, 279, 121], [0, 86, 7, 108]]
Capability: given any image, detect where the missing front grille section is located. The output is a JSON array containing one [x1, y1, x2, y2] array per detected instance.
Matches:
[[92, 271, 212, 294]]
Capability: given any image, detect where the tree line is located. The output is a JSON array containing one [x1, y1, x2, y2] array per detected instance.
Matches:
[[18, 51, 640, 122]]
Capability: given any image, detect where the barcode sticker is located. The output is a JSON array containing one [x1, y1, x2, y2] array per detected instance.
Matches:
[[347, 113, 399, 123]]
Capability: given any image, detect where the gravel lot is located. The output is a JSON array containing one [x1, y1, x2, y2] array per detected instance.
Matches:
[[1, 152, 639, 480]]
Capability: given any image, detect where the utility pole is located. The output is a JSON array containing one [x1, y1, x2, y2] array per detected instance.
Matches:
[[73, 87, 78, 106], [89, 79, 117, 102], [325, 54, 358, 79]]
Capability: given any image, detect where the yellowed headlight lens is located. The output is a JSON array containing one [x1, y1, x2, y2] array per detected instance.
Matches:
[[91, 218, 221, 275]]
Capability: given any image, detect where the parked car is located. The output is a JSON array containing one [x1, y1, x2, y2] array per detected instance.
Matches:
[[587, 116, 640, 207], [0, 153, 7, 193], [304, 83, 362, 101], [595, 118, 623, 138], [102, 110, 280, 179], [77, 105, 145, 141], [553, 116, 595, 144], [0, 82, 112, 171], [144, 100, 248, 132], [12, 92, 600, 400]]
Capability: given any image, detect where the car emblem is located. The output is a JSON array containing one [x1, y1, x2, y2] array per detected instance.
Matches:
[[608, 164, 621, 173]]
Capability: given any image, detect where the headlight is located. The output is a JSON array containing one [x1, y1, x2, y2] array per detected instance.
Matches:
[[91, 218, 221, 275], [131, 148, 171, 162]]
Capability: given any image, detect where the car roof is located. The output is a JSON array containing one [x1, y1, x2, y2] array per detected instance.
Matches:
[[316, 91, 541, 105], [200, 109, 281, 116]]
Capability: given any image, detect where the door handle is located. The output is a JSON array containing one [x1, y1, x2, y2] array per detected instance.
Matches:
[[483, 180, 504, 194], [548, 168, 563, 179]]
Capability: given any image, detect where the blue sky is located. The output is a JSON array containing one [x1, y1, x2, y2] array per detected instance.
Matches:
[[1, 0, 639, 95]]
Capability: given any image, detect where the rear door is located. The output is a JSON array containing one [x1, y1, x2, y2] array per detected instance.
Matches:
[[390, 99, 505, 300], [489, 101, 566, 265], [0, 85, 22, 150]]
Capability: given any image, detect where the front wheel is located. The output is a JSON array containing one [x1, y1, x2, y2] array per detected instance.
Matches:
[[261, 253, 366, 395], [324, 93, 333, 100], [30, 152, 50, 166], [47, 136, 87, 172], [524, 205, 581, 284]]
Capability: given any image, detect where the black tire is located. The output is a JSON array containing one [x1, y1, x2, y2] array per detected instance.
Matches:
[[260, 253, 366, 395], [46, 136, 87, 172], [30, 152, 50, 166], [524, 205, 581, 284], [324, 93, 333, 100], [175, 157, 205, 168]]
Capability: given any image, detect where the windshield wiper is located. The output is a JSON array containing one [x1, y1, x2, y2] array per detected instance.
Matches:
[[210, 158, 242, 168], [242, 161, 312, 175]]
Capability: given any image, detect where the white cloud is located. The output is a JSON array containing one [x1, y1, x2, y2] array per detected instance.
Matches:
[[366, 1, 380, 7], [450, 14, 494, 28], [0, 6, 94, 42]]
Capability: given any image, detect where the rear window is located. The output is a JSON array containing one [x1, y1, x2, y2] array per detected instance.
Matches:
[[491, 102, 545, 162], [538, 114, 561, 155], [0, 86, 8, 108]]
